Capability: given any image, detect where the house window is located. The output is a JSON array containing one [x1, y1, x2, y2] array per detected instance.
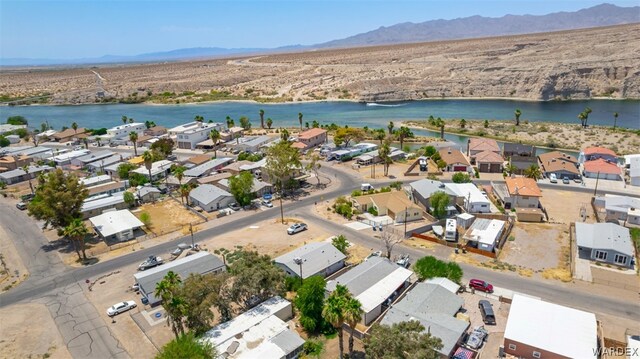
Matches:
[[508, 344, 516, 350], [614, 254, 627, 265], [532, 351, 541, 358], [522, 196, 529, 200], [595, 250, 607, 261]]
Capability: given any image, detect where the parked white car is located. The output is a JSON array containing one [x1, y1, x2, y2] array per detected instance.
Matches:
[[287, 222, 308, 235], [261, 199, 273, 208], [107, 300, 137, 317], [549, 173, 558, 183]]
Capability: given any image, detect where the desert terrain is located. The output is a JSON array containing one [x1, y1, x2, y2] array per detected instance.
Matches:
[[1, 24, 639, 105]]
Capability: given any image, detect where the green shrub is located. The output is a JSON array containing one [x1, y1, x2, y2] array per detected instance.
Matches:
[[303, 340, 324, 357], [368, 207, 379, 216]]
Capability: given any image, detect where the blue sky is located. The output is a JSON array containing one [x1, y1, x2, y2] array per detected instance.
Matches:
[[1, 0, 637, 58]]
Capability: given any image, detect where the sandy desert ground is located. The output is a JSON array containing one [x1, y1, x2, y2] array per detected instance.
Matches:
[[1, 24, 639, 104]]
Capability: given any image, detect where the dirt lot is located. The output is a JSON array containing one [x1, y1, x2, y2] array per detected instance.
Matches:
[[500, 223, 571, 281], [0, 220, 29, 292], [83, 263, 165, 359], [0, 303, 72, 359], [136, 199, 203, 236], [459, 291, 510, 358], [539, 189, 596, 225]]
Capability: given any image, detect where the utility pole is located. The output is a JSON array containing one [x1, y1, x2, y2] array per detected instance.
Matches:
[[404, 206, 408, 238], [593, 171, 600, 197], [189, 223, 194, 248]]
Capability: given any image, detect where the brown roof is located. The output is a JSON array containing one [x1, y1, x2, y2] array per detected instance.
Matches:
[[52, 128, 87, 139], [87, 181, 126, 196], [135, 135, 153, 144], [298, 128, 327, 140], [475, 150, 504, 163], [291, 142, 307, 149], [144, 126, 167, 135], [438, 148, 470, 166], [583, 147, 616, 157], [583, 158, 621, 175], [197, 172, 232, 184], [187, 154, 214, 166], [468, 138, 500, 152], [353, 191, 421, 214], [221, 160, 253, 173], [505, 177, 542, 197], [538, 151, 579, 175]]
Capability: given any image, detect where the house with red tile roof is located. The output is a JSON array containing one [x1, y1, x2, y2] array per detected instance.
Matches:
[[295, 128, 327, 149], [583, 159, 622, 180], [475, 150, 504, 173], [578, 146, 617, 164]]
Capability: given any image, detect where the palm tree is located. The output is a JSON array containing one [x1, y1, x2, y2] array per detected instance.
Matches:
[[82, 138, 89, 149], [298, 112, 303, 130], [180, 184, 194, 206], [323, 285, 349, 359], [578, 112, 587, 128], [155, 271, 185, 338], [63, 218, 88, 261], [266, 118, 273, 129], [226, 116, 234, 129], [343, 297, 363, 358], [374, 130, 386, 145], [209, 129, 221, 158], [96, 137, 101, 147], [129, 132, 139, 156], [142, 151, 154, 181], [397, 127, 412, 149], [122, 116, 128, 125], [435, 117, 445, 139], [387, 121, 394, 135], [613, 112, 619, 130], [172, 167, 185, 198], [71, 122, 78, 134], [280, 128, 290, 142], [514, 109, 522, 126], [505, 163, 518, 176], [22, 165, 34, 194], [460, 118, 467, 128], [379, 140, 392, 176], [524, 164, 542, 181], [194, 115, 204, 126], [259, 109, 265, 129], [144, 120, 152, 129]]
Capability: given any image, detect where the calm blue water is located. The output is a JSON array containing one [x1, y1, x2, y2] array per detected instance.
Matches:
[[1, 99, 638, 131]]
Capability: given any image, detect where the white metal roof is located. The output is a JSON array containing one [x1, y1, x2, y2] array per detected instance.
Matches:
[[505, 294, 597, 358], [424, 277, 460, 294], [445, 183, 489, 205], [464, 218, 505, 245], [89, 209, 143, 237], [132, 160, 173, 177]]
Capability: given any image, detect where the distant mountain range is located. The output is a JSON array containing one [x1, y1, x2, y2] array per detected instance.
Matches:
[[316, 3, 640, 48], [2, 3, 638, 67]]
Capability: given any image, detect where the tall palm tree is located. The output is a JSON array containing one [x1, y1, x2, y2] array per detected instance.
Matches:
[[259, 109, 265, 129], [435, 118, 445, 139], [524, 164, 542, 181], [374, 130, 386, 145], [209, 129, 221, 158], [82, 138, 89, 149], [578, 112, 587, 128], [129, 132, 139, 156], [142, 151, 154, 181], [505, 163, 518, 176], [172, 167, 185, 200], [155, 271, 185, 338], [180, 184, 194, 206], [71, 122, 78, 134], [613, 112, 619, 130], [343, 297, 363, 358], [397, 127, 412, 149], [298, 112, 303, 130], [226, 116, 234, 129], [266, 118, 273, 129], [63, 218, 89, 261], [387, 121, 394, 135], [323, 285, 349, 359], [122, 116, 128, 125], [128, 117, 134, 124], [22, 165, 34, 194], [514, 109, 522, 126], [280, 129, 290, 142]]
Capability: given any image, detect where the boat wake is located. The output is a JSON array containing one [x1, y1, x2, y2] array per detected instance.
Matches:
[[365, 102, 406, 107]]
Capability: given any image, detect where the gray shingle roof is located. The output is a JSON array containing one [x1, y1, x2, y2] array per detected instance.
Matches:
[[189, 184, 232, 205], [575, 222, 633, 256], [380, 282, 468, 356], [410, 179, 455, 198], [275, 242, 346, 279], [326, 256, 396, 296], [133, 252, 225, 304], [0, 165, 53, 180]]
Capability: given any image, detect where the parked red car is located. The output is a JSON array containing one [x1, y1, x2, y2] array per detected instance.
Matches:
[[469, 279, 494, 293]]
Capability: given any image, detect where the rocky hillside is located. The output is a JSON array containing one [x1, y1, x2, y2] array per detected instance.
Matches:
[[1, 24, 639, 104]]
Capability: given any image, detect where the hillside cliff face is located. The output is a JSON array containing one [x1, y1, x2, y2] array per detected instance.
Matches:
[[1, 24, 639, 104]]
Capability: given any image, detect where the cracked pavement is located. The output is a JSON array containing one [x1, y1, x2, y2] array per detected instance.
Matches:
[[0, 203, 129, 359]]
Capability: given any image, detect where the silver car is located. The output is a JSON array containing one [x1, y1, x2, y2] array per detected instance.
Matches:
[[287, 223, 307, 235]]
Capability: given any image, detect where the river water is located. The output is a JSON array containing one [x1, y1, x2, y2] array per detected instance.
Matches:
[[1, 99, 637, 154]]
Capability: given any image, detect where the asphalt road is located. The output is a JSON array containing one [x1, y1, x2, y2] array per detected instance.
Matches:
[[1, 166, 637, 321]]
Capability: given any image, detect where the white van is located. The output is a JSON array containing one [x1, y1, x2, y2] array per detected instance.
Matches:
[[549, 173, 558, 183], [361, 183, 374, 191]]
